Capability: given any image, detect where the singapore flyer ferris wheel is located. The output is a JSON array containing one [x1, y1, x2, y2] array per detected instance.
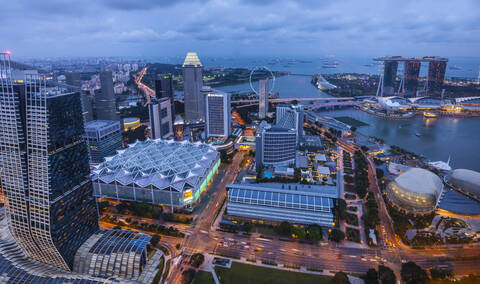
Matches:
[[249, 66, 275, 95]]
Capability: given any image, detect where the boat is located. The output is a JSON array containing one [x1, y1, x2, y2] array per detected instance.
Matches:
[[423, 111, 437, 118], [415, 132, 421, 137]]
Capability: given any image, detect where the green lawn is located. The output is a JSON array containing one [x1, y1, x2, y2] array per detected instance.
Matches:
[[334, 116, 369, 127], [215, 262, 332, 284], [193, 270, 216, 284]]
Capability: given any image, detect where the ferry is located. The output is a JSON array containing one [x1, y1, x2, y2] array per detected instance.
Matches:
[[423, 111, 437, 118]]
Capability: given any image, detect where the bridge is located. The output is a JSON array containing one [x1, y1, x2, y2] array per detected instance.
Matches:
[[307, 101, 358, 110], [231, 97, 354, 104]]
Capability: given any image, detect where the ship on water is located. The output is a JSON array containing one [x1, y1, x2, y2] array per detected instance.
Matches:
[[423, 111, 437, 118]]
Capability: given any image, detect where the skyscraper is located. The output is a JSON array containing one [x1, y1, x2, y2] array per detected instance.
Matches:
[[275, 104, 304, 142], [205, 90, 231, 138], [96, 70, 119, 121], [149, 97, 173, 139], [183, 52, 204, 121], [427, 61, 447, 96], [258, 79, 269, 119], [383, 60, 398, 96], [80, 92, 94, 122], [0, 57, 99, 270], [84, 120, 122, 163], [155, 73, 175, 116], [255, 124, 296, 170], [404, 60, 421, 97]]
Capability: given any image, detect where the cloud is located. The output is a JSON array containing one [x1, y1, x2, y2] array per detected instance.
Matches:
[[1, 0, 479, 57]]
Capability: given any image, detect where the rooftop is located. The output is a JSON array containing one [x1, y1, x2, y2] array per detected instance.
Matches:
[[183, 52, 202, 67], [393, 168, 443, 196], [85, 120, 120, 130], [92, 139, 219, 192], [227, 183, 338, 198]]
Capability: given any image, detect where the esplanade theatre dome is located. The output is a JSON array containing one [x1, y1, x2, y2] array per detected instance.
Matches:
[[386, 168, 443, 213], [445, 169, 480, 201]]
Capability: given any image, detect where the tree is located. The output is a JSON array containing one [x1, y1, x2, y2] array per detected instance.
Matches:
[[276, 221, 292, 236], [430, 267, 454, 280], [242, 222, 253, 233], [329, 228, 345, 243], [181, 268, 196, 284], [190, 253, 205, 268], [378, 265, 396, 284], [292, 227, 307, 239], [307, 225, 323, 241], [331, 272, 351, 284], [175, 243, 181, 250], [363, 268, 378, 284], [401, 262, 428, 284], [337, 199, 347, 220], [150, 234, 161, 247]]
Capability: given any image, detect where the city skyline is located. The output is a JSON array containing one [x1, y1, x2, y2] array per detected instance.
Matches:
[[1, 0, 479, 58]]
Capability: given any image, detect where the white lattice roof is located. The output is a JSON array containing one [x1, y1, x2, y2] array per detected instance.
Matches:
[[91, 139, 219, 192]]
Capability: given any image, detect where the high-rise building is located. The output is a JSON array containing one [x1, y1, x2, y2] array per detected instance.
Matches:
[[96, 70, 119, 121], [383, 60, 398, 96], [258, 79, 269, 119], [155, 73, 175, 116], [0, 69, 99, 270], [255, 125, 296, 170], [149, 97, 173, 139], [404, 60, 421, 97], [427, 61, 447, 96], [275, 104, 304, 142], [205, 90, 231, 138], [183, 52, 204, 121], [65, 71, 81, 87], [80, 92, 94, 122], [84, 120, 122, 164]]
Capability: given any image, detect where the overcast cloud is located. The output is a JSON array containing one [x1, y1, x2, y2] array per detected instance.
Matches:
[[1, 0, 479, 58]]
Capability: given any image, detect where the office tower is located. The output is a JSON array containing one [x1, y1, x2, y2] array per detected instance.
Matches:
[[258, 79, 269, 119], [205, 90, 231, 138], [0, 66, 99, 270], [149, 97, 173, 139], [427, 61, 447, 96], [383, 60, 398, 96], [255, 125, 296, 170], [97, 70, 119, 121], [183, 52, 204, 121], [155, 73, 175, 116], [84, 120, 122, 163], [65, 71, 81, 87], [80, 92, 94, 122], [276, 104, 304, 142], [404, 60, 421, 97]]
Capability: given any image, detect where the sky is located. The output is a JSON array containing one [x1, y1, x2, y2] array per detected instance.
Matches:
[[2, 0, 480, 58]]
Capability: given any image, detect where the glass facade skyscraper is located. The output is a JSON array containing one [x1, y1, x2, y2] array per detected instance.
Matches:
[[0, 55, 99, 271], [383, 60, 398, 96], [205, 91, 231, 138], [155, 73, 175, 117], [427, 61, 447, 96], [182, 52, 204, 121], [404, 60, 421, 97]]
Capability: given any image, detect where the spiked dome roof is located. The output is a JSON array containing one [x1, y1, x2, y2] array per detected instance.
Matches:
[[91, 139, 219, 193]]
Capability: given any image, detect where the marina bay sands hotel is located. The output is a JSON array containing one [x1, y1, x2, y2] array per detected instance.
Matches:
[[374, 56, 448, 98]]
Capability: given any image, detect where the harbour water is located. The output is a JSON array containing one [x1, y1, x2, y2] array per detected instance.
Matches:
[[218, 74, 480, 172], [218, 74, 480, 214]]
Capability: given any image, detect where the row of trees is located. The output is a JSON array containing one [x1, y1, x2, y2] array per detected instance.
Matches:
[[362, 192, 380, 246], [353, 150, 369, 198], [275, 221, 323, 241]]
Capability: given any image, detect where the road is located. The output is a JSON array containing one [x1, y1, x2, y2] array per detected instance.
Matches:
[[134, 67, 155, 105]]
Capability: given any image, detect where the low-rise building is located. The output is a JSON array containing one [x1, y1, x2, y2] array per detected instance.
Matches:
[[225, 183, 338, 227]]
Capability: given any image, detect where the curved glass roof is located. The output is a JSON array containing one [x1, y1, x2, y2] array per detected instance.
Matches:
[[91, 139, 219, 192], [446, 169, 480, 197], [393, 168, 443, 197]]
